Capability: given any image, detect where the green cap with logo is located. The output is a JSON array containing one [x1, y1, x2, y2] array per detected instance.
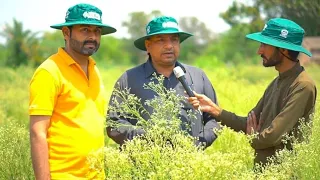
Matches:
[[134, 16, 193, 51], [50, 3, 116, 35], [246, 18, 311, 57]]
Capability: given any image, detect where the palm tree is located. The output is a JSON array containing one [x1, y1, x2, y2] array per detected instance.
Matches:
[[0, 44, 6, 65], [0, 18, 39, 67]]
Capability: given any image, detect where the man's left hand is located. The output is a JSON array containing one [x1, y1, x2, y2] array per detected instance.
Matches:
[[246, 111, 263, 135]]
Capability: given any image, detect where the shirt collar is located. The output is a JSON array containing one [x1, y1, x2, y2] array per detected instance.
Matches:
[[144, 57, 186, 78], [57, 47, 96, 66], [279, 61, 303, 80]]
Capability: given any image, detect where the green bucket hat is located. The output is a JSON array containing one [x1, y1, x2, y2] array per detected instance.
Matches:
[[246, 18, 312, 57], [50, 3, 116, 35], [134, 16, 193, 51]]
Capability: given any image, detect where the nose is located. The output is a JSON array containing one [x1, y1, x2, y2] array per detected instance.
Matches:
[[163, 40, 174, 49], [257, 43, 264, 55], [88, 32, 98, 40], [86, 29, 101, 40]]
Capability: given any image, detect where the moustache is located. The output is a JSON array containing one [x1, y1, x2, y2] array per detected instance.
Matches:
[[83, 40, 98, 46], [261, 55, 268, 60]]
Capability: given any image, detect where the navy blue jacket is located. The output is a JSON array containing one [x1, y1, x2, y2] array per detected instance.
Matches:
[[107, 59, 220, 148]]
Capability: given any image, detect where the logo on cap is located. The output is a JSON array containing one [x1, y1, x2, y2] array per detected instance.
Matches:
[[146, 26, 151, 34], [162, 22, 179, 29], [65, 11, 70, 19], [263, 24, 268, 31], [83, 11, 101, 20], [280, 29, 289, 38]]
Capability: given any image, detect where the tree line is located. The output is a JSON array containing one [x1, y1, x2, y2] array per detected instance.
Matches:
[[0, 0, 319, 68]]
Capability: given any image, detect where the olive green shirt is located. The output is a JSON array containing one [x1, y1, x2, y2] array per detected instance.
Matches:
[[217, 63, 317, 164]]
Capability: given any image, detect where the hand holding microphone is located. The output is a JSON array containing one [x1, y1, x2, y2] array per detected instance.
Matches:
[[173, 66, 202, 115]]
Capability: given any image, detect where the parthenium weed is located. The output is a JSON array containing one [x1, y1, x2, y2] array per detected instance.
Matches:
[[107, 73, 195, 145]]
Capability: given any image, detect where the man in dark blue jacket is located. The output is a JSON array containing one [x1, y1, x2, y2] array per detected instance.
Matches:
[[107, 16, 220, 148]]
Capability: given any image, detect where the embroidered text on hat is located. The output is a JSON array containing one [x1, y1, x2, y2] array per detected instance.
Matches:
[[83, 11, 101, 20]]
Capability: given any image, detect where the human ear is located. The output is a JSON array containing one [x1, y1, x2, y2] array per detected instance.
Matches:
[[62, 27, 71, 40]]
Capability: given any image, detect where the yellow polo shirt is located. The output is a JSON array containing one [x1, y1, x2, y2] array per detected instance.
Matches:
[[29, 48, 106, 179]]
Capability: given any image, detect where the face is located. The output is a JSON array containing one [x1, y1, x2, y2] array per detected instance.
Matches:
[[145, 34, 180, 67], [257, 43, 283, 67], [63, 25, 101, 56]]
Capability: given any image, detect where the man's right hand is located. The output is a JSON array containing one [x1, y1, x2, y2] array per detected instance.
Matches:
[[188, 91, 222, 117]]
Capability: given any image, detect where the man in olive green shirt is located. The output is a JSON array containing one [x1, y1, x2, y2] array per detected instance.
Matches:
[[188, 18, 317, 165]]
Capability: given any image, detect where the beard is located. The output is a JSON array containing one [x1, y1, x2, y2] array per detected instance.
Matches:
[[69, 38, 100, 56], [262, 49, 283, 67]]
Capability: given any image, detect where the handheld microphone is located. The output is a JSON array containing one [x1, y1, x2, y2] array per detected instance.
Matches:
[[173, 66, 202, 115], [173, 66, 195, 97]]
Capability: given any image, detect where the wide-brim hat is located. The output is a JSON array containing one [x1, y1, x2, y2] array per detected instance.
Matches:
[[246, 18, 311, 57], [134, 16, 193, 51], [50, 3, 116, 35]]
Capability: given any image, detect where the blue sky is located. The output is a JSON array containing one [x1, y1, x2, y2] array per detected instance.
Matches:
[[0, 0, 240, 42]]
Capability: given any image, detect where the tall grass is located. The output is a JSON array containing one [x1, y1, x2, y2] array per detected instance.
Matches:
[[0, 121, 33, 179], [0, 63, 319, 179]]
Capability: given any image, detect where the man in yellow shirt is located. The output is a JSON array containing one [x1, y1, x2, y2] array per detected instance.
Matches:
[[29, 3, 116, 179]]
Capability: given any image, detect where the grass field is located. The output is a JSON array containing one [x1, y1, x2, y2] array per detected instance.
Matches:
[[0, 63, 319, 179]]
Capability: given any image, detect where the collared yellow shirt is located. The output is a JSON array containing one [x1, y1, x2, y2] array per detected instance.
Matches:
[[29, 48, 107, 179]]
